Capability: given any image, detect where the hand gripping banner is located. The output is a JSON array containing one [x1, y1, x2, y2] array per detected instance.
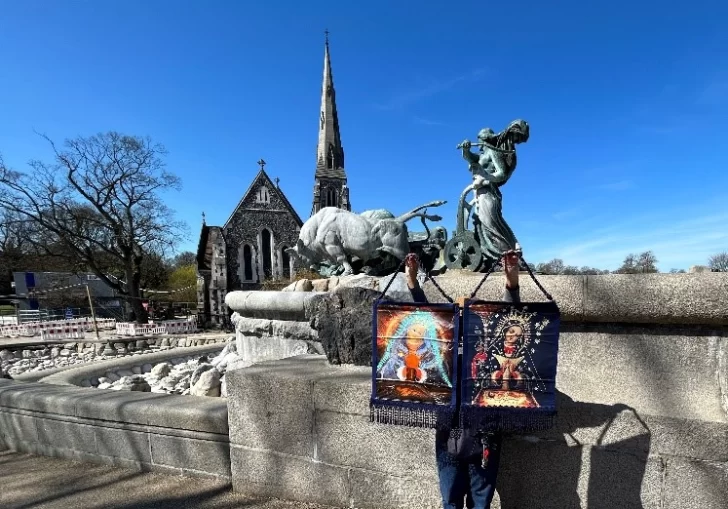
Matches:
[[461, 299, 560, 432], [370, 301, 460, 428]]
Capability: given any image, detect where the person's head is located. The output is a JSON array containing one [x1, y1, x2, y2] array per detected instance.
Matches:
[[405, 323, 427, 351], [504, 119, 530, 145], [477, 128, 496, 144], [504, 324, 524, 345]]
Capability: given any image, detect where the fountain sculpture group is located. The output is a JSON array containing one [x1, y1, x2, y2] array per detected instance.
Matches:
[[288, 119, 530, 277]]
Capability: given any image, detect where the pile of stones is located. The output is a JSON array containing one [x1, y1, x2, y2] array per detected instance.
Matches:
[[0, 345, 138, 378], [98, 341, 238, 398], [0, 336, 227, 378]]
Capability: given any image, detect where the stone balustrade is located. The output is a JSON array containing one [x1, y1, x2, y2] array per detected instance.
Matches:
[[224, 272, 728, 509], [1, 273, 726, 507]]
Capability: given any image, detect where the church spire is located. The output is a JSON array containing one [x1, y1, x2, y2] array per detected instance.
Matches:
[[312, 31, 350, 215], [316, 31, 345, 179]]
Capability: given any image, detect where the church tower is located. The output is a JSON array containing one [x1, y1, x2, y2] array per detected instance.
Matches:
[[311, 32, 351, 216]]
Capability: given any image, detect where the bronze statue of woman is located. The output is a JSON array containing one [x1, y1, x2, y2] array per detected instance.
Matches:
[[458, 119, 529, 269]]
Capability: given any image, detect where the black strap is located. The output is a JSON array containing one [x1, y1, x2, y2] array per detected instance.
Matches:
[[521, 254, 554, 301], [425, 273, 454, 303], [469, 257, 502, 300], [468, 252, 553, 301], [377, 257, 454, 304]]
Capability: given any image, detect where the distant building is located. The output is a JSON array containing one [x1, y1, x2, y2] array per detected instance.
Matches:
[[196, 36, 352, 326], [12, 271, 122, 312]]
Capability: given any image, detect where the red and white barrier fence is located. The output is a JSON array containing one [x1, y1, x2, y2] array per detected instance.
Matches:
[[114, 319, 198, 337], [41, 326, 86, 341], [0, 317, 116, 338]]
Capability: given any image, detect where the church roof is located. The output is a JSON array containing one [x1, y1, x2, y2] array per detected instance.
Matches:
[[222, 167, 303, 231], [196, 223, 222, 271]]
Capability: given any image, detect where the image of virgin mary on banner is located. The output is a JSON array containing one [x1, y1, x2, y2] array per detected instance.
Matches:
[[371, 301, 459, 429], [462, 300, 560, 432]]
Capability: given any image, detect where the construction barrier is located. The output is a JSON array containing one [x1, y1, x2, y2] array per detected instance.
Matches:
[[114, 319, 198, 337], [0, 317, 116, 338], [41, 326, 86, 341]]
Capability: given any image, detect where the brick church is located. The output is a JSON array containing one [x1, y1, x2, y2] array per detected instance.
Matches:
[[196, 36, 350, 325]]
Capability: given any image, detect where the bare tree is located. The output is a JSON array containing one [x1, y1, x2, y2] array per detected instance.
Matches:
[[708, 252, 728, 272], [616, 251, 658, 274], [536, 258, 565, 275], [0, 132, 186, 322], [171, 250, 197, 269]]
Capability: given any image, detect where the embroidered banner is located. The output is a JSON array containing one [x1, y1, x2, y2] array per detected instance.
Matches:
[[371, 301, 460, 428], [461, 300, 560, 432]]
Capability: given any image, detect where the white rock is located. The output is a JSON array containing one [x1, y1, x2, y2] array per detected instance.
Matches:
[[190, 368, 221, 397], [151, 362, 172, 378]]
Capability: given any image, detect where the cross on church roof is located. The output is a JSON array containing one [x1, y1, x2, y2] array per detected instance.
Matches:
[[324, 29, 329, 45], [274, 177, 280, 187], [257, 159, 266, 171]]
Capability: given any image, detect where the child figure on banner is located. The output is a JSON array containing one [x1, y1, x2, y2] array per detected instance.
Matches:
[[405, 250, 521, 509], [377, 314, 452, 387]]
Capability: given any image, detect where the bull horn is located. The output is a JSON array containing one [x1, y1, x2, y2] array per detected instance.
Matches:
[[396, 200, 447, 223]]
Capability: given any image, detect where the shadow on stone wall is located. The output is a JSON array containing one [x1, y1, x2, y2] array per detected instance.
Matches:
[[498, 391, 652, 509]]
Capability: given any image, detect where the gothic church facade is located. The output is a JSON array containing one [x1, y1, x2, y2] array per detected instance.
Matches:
[[197, 36, 351, 325]]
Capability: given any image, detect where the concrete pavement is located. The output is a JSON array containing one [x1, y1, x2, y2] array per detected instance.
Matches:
[[0, 451, 341, 509]]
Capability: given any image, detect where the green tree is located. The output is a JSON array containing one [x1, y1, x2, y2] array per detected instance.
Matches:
[[166, 264, 197, 303]]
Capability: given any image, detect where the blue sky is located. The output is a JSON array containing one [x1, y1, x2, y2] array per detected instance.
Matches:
[[1, 0, 727, 271]]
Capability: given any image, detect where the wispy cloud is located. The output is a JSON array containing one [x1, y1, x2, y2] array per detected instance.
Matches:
[[413, 116, 447, 127], [697, 78, 728, 106], [374, 68, 488, 111], [538, 211, 728, 270], [551, 208, 582, 221]]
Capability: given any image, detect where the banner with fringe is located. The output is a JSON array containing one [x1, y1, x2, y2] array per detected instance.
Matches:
[[370, 301, 460, 429], [461, 300, 560, 432]]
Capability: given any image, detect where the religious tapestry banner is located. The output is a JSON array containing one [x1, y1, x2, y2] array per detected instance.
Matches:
[[461, 300, 560, 432], [370, 301, 460, 429]]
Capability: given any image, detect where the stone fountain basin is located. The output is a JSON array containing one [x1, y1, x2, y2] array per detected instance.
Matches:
[[38, 343, 226, 389]]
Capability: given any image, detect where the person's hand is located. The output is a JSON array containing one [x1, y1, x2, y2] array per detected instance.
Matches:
[[460, 140, 472, 150], [405, 253, 420, 288], [503, 249, 520, 289]]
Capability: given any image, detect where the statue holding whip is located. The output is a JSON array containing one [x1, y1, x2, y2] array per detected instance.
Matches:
[[444, 119, 529, 271]]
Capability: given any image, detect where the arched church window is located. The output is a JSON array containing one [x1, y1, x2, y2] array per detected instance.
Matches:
[[256, 186, 270, 204], [327, 144, 334, 169], [261, 229, 272, 279], [280, 246, 291, 279], [326, 187, 337, 207], [243, 245, 253, 281]]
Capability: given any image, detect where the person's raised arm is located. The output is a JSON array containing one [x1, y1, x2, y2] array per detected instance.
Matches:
[[502, 250, 521, 304], [405, 253, 428, 304]]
